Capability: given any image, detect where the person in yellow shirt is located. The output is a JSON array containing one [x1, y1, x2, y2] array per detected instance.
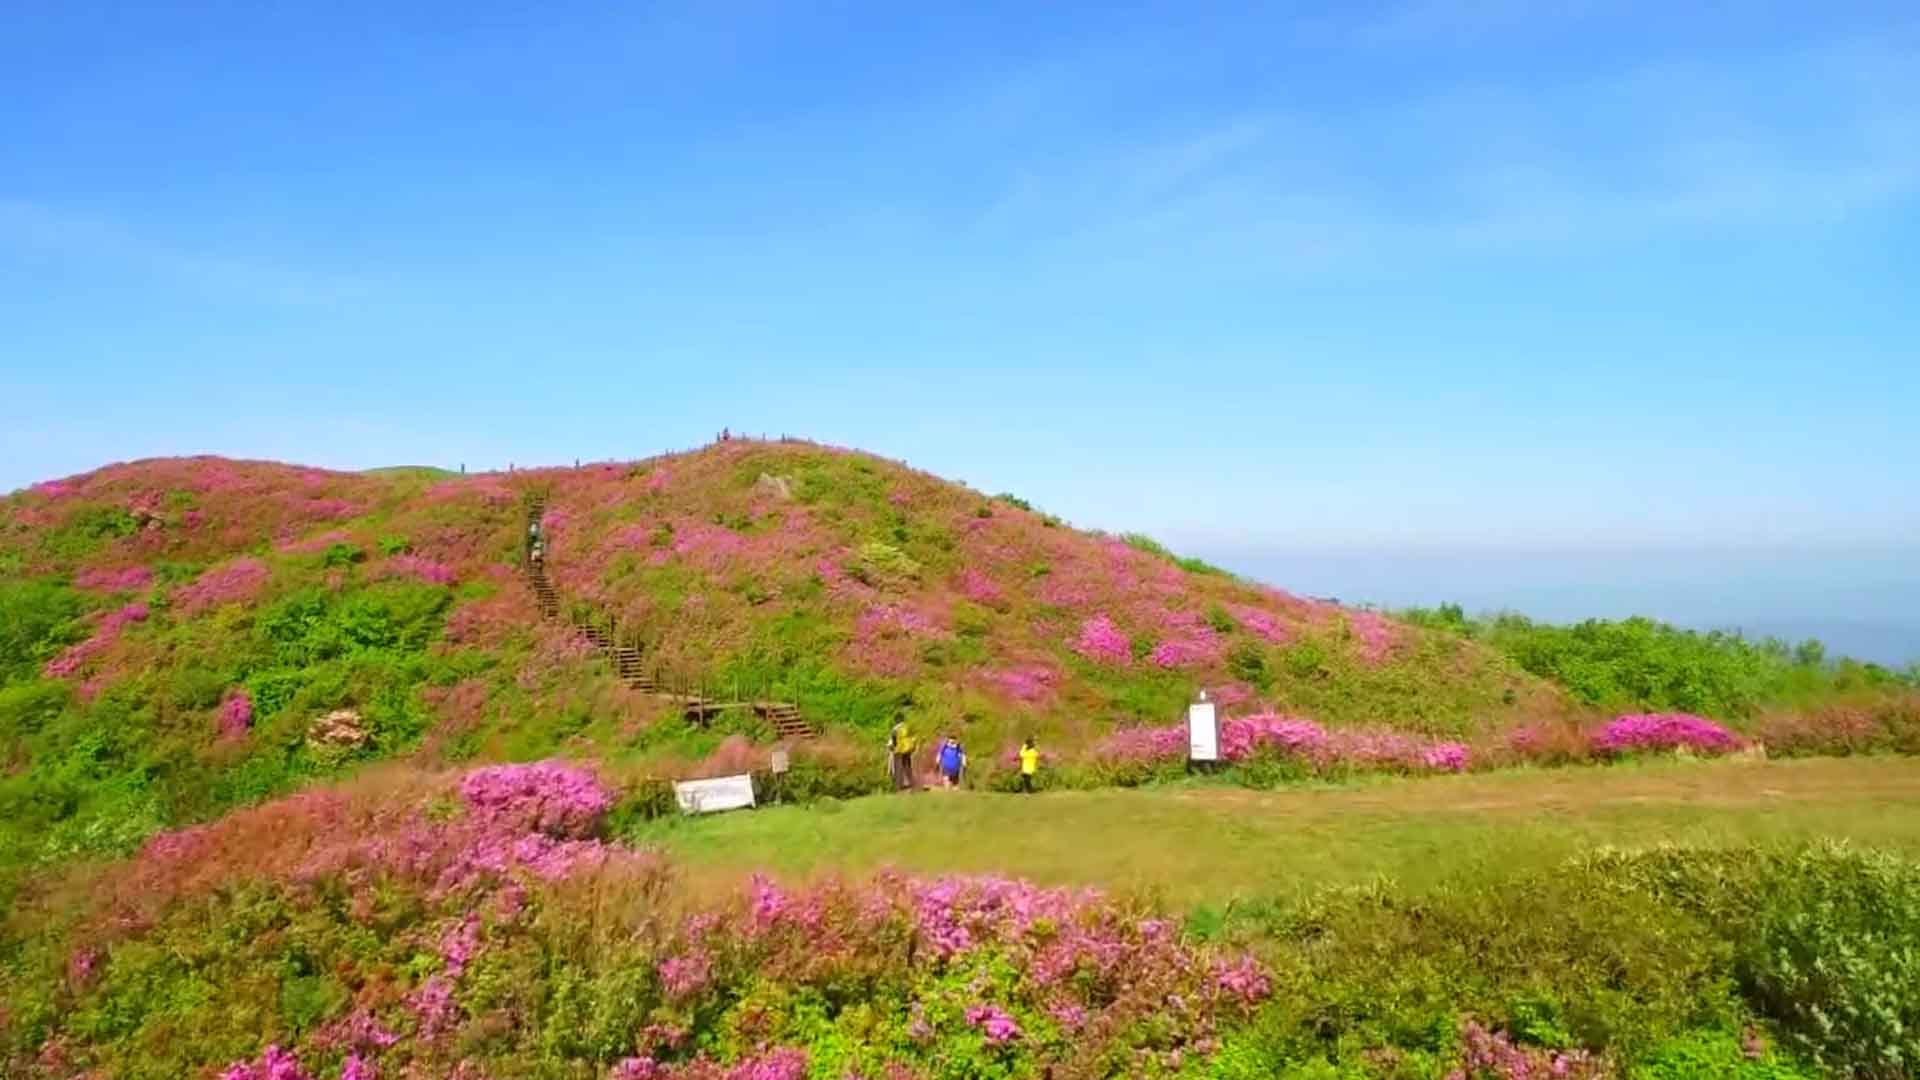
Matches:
[[1018, 737, 1039, 793], [888, 715, 918, 791]]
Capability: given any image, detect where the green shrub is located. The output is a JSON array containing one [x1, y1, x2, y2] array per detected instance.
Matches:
[[1210, 856, 1757, 1072], [1586, 843, 1920, 1078], [1228, 641, 1270, 689], [849, 541, 922, 588], [1736, 850, 1920, 1077], [320, 541, 364, 567], [1634, 1029, 1818, 1079], [0, 579, 85, 683], [1400, 609, 1916, 718]]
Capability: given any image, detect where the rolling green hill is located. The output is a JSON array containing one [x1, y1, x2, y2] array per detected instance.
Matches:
[[0, 442, 1552, 890]]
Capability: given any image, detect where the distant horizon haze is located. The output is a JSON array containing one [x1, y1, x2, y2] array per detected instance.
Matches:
[[1198, 544, 1920, 668]]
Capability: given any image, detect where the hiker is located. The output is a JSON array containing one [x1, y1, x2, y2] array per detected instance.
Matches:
[[529, 539, 544, 567], [937, 735, 966, 789], [1018, 737, 1039, 793], [887, 715, 917, 791]]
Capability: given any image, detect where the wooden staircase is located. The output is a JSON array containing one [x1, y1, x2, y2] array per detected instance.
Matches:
[[526, 494, 560, 617], [522, 492, 814, 738], [764, 702, 812, 741]]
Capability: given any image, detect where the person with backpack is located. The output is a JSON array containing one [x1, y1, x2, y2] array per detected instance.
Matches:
[[937, 735, 966, 789], [887, 715, 917, 791], [1018, 737, 1039, 793]]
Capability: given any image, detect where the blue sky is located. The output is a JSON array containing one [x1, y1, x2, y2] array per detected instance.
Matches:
[[4, 2, 1917, 648]]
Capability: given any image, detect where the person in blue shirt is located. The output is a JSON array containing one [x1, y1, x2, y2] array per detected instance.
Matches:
[[937, 736, 966, 789]]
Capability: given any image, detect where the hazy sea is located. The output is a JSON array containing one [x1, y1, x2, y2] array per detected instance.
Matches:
[[1204, 547, 1920, 668]]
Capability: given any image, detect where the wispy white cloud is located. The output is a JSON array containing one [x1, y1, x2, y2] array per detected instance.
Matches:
[[922, 29, 1920, 278], [0, 200, 366, 306]]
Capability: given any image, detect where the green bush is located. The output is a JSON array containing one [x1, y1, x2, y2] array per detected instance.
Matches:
[[1634, 1029, 1818, 1079], [1586, 843, 1920, 1078], [1400, 609, 1916, 718], [0, 579, 85, 683]]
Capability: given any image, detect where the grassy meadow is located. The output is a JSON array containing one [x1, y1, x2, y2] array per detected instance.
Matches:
[[635, 756, 1920, 904]]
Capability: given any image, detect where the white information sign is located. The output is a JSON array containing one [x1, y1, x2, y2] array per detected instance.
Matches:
[[1187, 701, 1219, 762], [673, 774, 757, 815]]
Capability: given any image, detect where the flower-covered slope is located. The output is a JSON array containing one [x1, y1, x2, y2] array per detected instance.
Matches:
[[7, 761, 1278, 1080], [521, 440, 1555, 739], [0, 444, 1560, 880], [4, 443, 1553, 745]]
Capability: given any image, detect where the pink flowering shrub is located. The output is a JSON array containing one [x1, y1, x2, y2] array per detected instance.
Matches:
[[1094, 713, 1473, 776], [1094, 724, 1188, 766], [1072, 614, 1131, 665], [443, 593, 525, 647], [457, 761, 614, 839], [381, 554, 456, 586], [986, 664, 1058, 703], [658, 952, 712, 999], [1423, 742, 1471, 772], [635, 872, 1270, 1076], [219, 1044, 312, 1080], [73, 564, 152, 592], [668, 521, 749, 562], [1346, 609, 1402, 665], [1229, 603, 1297, 644], [1148, 631, 1223, 669], [114, 761, 630, 914], [31, 478, 78, 499], [964, 1004, 1021, 1044], [175, 557, 270, 614], [42, 602, 149, 678], [1591, 713, 1742, 757], [856, 603, 947, 640], [217, 689, 253, 738], [953, 567, 1004, 607], [1446, 1020, 1605, 1080]]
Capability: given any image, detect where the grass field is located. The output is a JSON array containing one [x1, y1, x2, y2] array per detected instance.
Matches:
[[634, 756, 1920, 904]]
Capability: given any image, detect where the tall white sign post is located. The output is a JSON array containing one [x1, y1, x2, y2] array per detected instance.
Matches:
[[1187, 690, 1219, 764]]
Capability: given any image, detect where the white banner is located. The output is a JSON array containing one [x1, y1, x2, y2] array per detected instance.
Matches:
[[673, 774, 757, 815], [1188, 702, 1218, 762]]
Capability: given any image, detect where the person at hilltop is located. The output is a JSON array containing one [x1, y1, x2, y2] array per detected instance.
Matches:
[[937, 735, 966, 789], [1019, 737, 1039, 793], [887, 715, 918, 791]]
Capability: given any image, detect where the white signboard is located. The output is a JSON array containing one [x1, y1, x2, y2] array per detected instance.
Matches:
[[673, 774, 757, 815], [1188, 701, 1219, 762]]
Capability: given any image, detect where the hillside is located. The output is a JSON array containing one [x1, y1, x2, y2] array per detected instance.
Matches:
[[5, 445, 1919, 1080], [0, 442, 1554, 882]]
